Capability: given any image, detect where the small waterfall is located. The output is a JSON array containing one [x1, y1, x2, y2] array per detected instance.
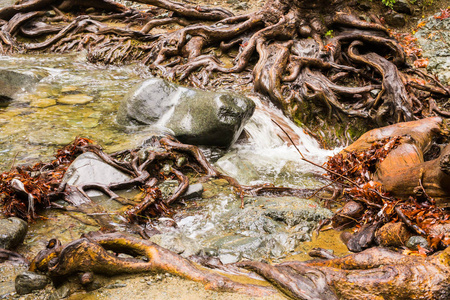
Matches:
[[216, 96, 339, 187]]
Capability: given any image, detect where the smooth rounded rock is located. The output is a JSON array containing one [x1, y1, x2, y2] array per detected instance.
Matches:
[[0, 217, 27, 250], [15, 271, 49, 295], [385, 13, 406, 28], [118, 78, 255, 148], [393, 0, 412, 15]]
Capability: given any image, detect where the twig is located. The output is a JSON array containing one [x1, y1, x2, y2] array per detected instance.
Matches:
[[394, 206, 426, 235], [9, 152, 18, 171]]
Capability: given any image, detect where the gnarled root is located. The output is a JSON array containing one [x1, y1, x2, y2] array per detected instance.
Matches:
[[30, 232, 275, 297], [238, 246, 450, 300], [0, 0, 448, 132], [31, 232, 450, 300]]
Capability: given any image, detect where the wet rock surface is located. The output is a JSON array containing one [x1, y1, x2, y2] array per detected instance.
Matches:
[[0, 69, 42, 103], [61, 152, 133, 198], [0, 217, 27, 250], [15, 271, 49, 295], [149, 186, 332, 262], [416, 15, 450, 84], [118, 78, 255, 147]]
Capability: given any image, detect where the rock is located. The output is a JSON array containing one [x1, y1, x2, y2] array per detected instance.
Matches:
[[375, 222, 412, 247], [158, 181, 203, 200], [204, 196, 332, 261], [48, 284, 70, 300], [393, 0, 412, 15], [215, 153, 260, 185], [415, 16, 450, 85], [357, 0, 371, 11], [45, 10, 56, 17], [181, 183, 203, 200], [30, 98, 57, 108], [150, 232, 201, 257], [219, 253, 241, 264], [370, 89, 381, 98], [61, 152, 132, 198], [15, 271, 49, 295], [332, 201, 364, 228], [57, 94, 93, 105], [118, 78, 255, 148], [385, 13, 406, 28], [0, 69, 42, 101], [406, 235, 429, 250], [0, 217, 27, 250], [61, 86, 79, 93]]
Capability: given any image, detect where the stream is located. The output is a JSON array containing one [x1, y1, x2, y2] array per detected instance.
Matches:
[[0, 53, 348, 299]]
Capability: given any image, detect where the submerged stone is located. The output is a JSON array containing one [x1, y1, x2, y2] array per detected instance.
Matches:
[[118, 78, 255, 148], [202, 196, 331, 261], [57, 94, 93, 105], [30, 98, 57, 108], [0, 217, 27, 250], [150, 232, 201, 257]]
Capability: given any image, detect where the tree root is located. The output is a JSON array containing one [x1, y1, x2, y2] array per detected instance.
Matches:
[[29, 231, 450, 300], [0, 0, 447, 133], [30, 231, 276, 297]]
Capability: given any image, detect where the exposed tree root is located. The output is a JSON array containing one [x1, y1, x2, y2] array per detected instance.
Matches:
[[30, 231, 276, 297], [0, 0, 448, 135], [30, 231, 450, 300], [325, 117, 450, 252], [238, 246, 450, 299], [0, 136, 315, 227]]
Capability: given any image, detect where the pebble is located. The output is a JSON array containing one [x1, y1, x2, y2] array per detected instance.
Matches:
[[211, 179, 229, 186], [105, 283, 127, 289], [406, 235, 429, 250], [61, 86, 79, 93], [30, 98, 56, 108], [57, 94, 93, 105]]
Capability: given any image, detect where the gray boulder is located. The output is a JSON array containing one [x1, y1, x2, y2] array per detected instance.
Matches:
[[0, 217, 27, 250], [15, 271, 49, 295], [0, 69, 42, 103], [118, 78, 255, 148]]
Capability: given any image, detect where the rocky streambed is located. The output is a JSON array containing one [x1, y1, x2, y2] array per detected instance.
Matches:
[[0, 52, 343, 299], [1, 2, 450, 299]]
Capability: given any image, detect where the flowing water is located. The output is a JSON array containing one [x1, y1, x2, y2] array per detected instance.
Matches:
[[0, 53, 154, 170], [0, 53, 345, 298]]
